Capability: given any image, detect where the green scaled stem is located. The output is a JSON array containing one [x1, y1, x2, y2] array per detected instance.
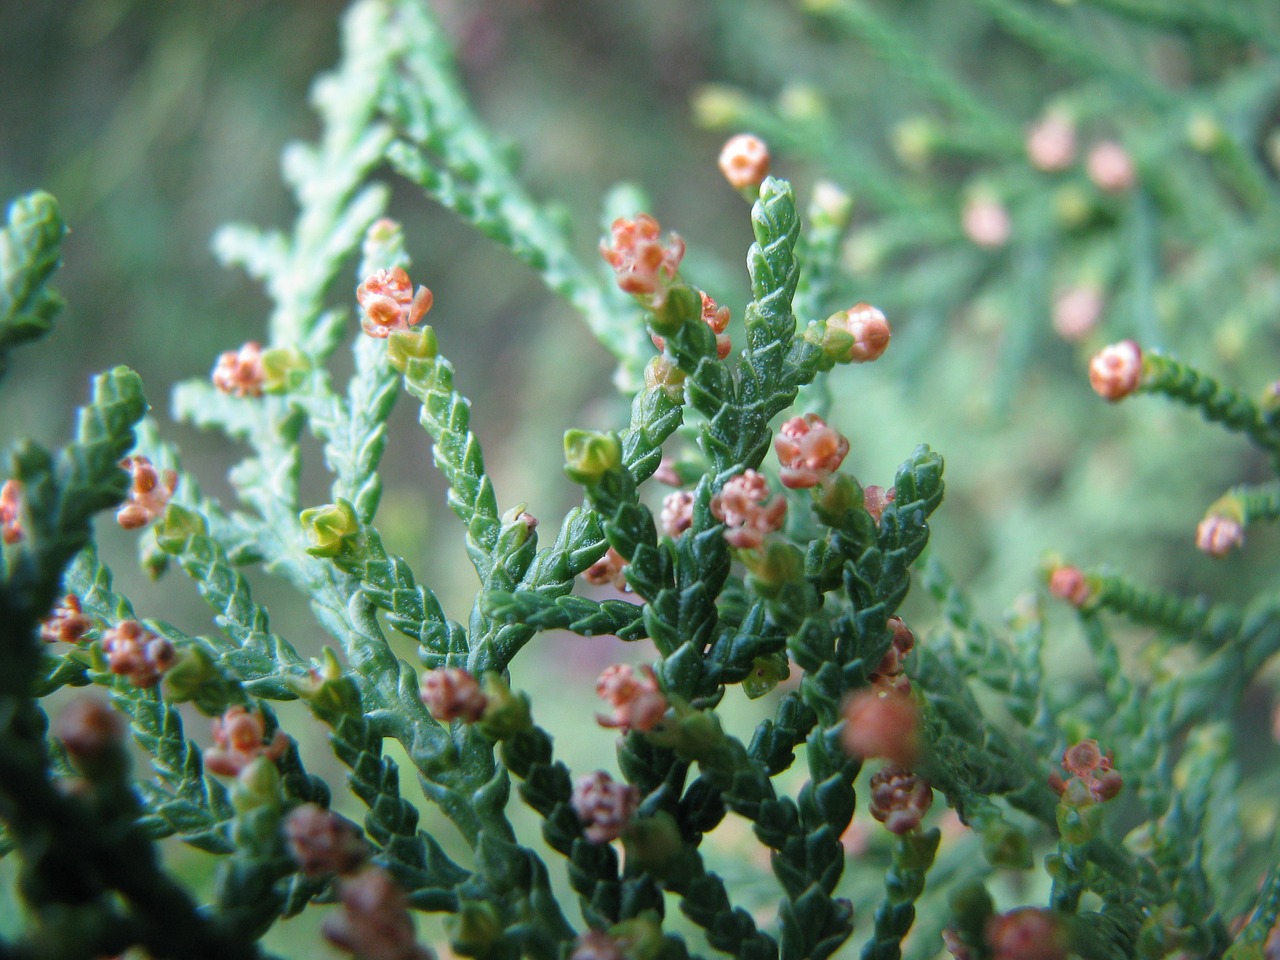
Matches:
[[1137, 351, 1280, 455], [0, 190, 66, 379], [860, 828, 941, 960]]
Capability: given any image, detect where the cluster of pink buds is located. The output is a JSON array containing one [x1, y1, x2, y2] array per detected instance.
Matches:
[[718, 133, 771, 191], [1051, 285, 1103, 342], [774, 414, 849, 489], [1046, 564, 1092, 609], [1025, 112, 1076, 173], [323, 866, 434, 960], [599, 214, 686, 306], [863, 485, 896, 526], [41, 594, 93, 644], [205, 705, 289, 777], [660, 490, 695, 538], [101, 620, 175, 688], [1049, 739, 1122, 804], [284, 803, 369, 879], [868, 765, 934, 835], [56, 698, 124, 768], [419, 668, 487, 724], [1196, 513, 1244, 558], [596, 664, 667, 733], [1088, 340, 1143, 401], [651, 291, 731, 359], [571, 771, 639, 843], [841, 687, 922, 769], [962, 196, 1012, 249], [868, 617, 915, 694], [212, 341, 266, 397], [356, 266, 433, 339], [583, 546, 630, 592], [0, 479, 23, 545], [711, 470, 787, 550], [1086, 140, 1136, 193], [116, 456, 176, 530]]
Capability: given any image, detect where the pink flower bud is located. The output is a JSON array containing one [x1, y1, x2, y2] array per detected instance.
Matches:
[[775, 414, 849, 489], [600, 215, 685, 305], [1086, 141, 1136, 193], [324, 867, 433, 960], [582, 546, 630, 592], [654, 458, 682, 487], [863, 485, 896, 525], [1088, 340, 1143, 401], [985, 908, 1068, 960], [828, 303, 892, 363], [711, 469, 787, 550], [1047, 565, 1092, 608], [1026, 113, 1077, 173], [41, 594, 92, 644], [285, 803, 369, 878], [962, 197, 1012, 249], [0, 479, 24, 545], [1051, 285, 1103, 342], [356, 267, 433, 339], [116, 456, 177, 530], [100, 620, 175, 688], [596, 664, 667, 732], [1062, 739, 1101, 778], [841, 688, 922, 768], [868, 765, 933, 834], [571, 771, 639, 843], [1196, 514, 1244, 557], [206, 705, 289, 777], [660, 490, 695, 538], [212, 341, 266, 397], [571, 931, 625, 960], [56, 698, 124, 765], [718, 133, 771, 190], [419, 668, 487, 723], [1058, 739, 1122, 804]]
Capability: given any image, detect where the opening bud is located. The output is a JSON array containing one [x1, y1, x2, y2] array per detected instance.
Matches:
[[301, 500, 360, 558], [563, 430, 623, 485]]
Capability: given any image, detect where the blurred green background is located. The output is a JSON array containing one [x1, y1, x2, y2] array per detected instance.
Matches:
[[4, 0, 1280, 955]]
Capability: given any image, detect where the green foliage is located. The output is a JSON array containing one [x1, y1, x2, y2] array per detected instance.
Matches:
[[2, 1, 1279, 959]]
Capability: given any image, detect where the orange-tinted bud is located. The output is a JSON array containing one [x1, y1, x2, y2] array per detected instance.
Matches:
[[718, 133, 771, 190], [1088, 340, 1143, 401]]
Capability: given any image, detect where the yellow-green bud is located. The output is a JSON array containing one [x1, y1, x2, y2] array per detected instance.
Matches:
[[444, 900, 503, 957], [287, 648, 361, 716], [231, 756, 284, 816], [476, 672, 532, 741], [563, 430, 623, 485], [261, 346, 308, 394], [300, 499, 359, 558], [690, 84, 750, 129]]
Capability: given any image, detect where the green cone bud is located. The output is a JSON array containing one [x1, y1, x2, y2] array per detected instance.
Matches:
[[476, 672, 532, 741], [300, 499, 359, 558], [564, 430, 622, 485]]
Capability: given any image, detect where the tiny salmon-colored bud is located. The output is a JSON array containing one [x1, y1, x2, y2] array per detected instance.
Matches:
[[205, 705, 289, 777], [212, 341, 266, 397], [101, 620, 175, 688], [1046, 565, 1092, 608], [1086, 140, 1136, 193], [660, 490, 695, 538], [963, 196, 1012, 249], [1051, 285, 1103, 342], [41, 594, 92, 644], [1062, 739, 1101, 777], [1026, 112, 1076, 173], [571, 771, 639, 843], [868, 765, 934, 834], [841, 688, 922, 768], [356, 267, 433, 338], [0, 479, 24, 544], [863, 485, 896, 525], [116, 456, 177, 530], [596, 664, 667, 732], [324, 867, 433, 960], [826, 303, 891, 364], [285, 804, 369, 878], [775, 414, 849, 489], [1196, 514, 1244, 557], [571, 930, 625, 960], [718, 133, 771, 190], [1088, 340, 1143, 401], [583, 546, 630, 592], [600, 214, 685, 305], [56, 698, 124, 767], [986, 908, 1068, 960], [711, 469, 787, 550], [419, 668, 487, 723]]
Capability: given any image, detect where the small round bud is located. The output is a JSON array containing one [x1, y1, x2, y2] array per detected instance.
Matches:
[[1196, 514, 1244, 557], [599, 215, 685, 305], [863, 485, 896, 526], [116, 456, 177, 530], [1026, 112, 1076, 172], [1046, 565, 1092, 608], [356, 267, 433, 338], [571, 931, 624, 960], [212, 342, 266, 397], [0, 479, 24, 545], [660, 490, 695, 538], [718, 134, 771, 190], [985, 908, 1068, 960], [564, 430, 623, 485], [420, 668, 487, 723], [56, 699, 124, 769], [571, 771, 639, 843], [841, 688, 922, 768], [775, 414, 849, 489], [962, 196, 1012, 249], [1086, 141, 1136, 194], [1088, 340, 1143, 401], [868, 765, 934, 834], [205, 705, 289, 778], [41, 594, 92, 644], [101, 620, 175, 688], [1051, 285, 1103, 342], [300, 500, 360, 558], [324, 867, 434, 960], [711, 469, 787, 550], [582, 546, 629, 592], [285, 804, 369, 878], [596, 664, 667, 733], [825, 303, 891, 363]]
